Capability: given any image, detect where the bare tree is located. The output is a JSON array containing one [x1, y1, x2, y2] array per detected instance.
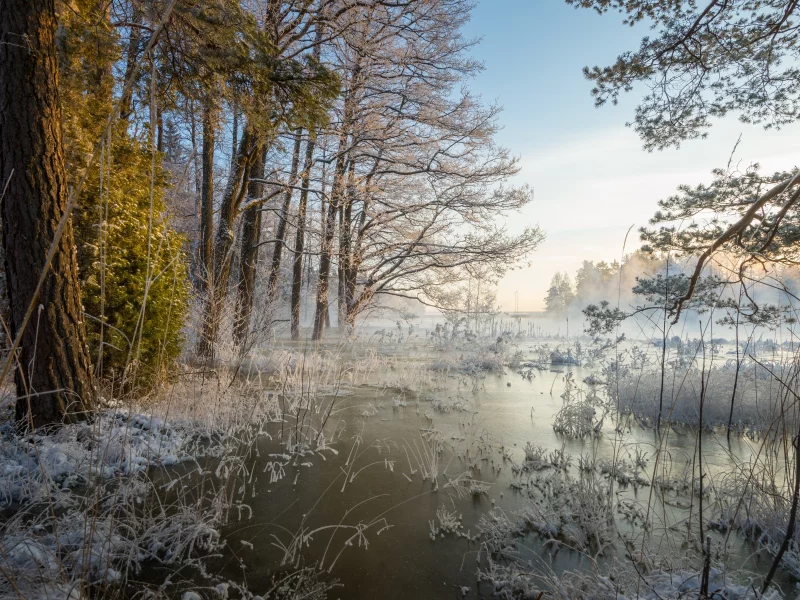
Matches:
[[308, 0, 542, 336]]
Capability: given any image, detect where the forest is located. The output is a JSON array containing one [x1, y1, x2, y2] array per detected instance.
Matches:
[[4, 0, 800, 599]]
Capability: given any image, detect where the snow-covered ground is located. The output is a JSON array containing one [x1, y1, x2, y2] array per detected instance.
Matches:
[[0, 383, 279, 599]]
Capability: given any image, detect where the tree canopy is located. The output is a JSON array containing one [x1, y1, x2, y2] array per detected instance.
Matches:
[[571, 0, 800, 314]]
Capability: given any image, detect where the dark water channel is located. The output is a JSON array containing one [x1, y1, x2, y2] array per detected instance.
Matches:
[[206, 340, 793, 599]]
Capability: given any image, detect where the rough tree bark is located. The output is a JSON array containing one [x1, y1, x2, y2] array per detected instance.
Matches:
[[198, 97, 216, 292], [197, 129, 255, 358], [233, 147, 265, 347], [343, 162, 378, 327], [0, 0, 96, 427], [338, 159, 356, 328]]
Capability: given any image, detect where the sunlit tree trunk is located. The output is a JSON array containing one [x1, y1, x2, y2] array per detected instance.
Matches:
[[338, 159, 356, 329], [344, 168, 375, 328], [313, 64, 359, 341], [337, 202, 345, 326], [0, 0, 95, 427]]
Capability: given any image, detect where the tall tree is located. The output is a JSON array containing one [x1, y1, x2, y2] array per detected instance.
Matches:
[[192, 1, 338, 356], [198, 130, 257, 358], [545, 272, 575, 316], [267, 129, 303, 306], [291, 129, 318, 340], [313, 95, 354, 340], [0, 0, 95, 427], [308, 0, 541, 334], [199, 98, 217, 292], [233, 147, 266, 347]]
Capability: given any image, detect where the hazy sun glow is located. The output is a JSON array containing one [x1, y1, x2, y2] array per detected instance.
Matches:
[[463, 1, 800, 311]]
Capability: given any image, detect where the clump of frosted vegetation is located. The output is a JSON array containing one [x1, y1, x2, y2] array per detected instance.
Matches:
[[550, 348, 580, 365], [430, 351, 504, 374], [461, 351, 505, 373], [552, 402, 598, 438], [552, 373, 604, 438], [429, 337, 521, 375], [710, 461, 800, 578], [519, 442, 550, 471], [513, 443, 572, 474], [467, 480, 492, 496], [429, 506, 464, 540], [500, 463, 616, 556], [609, 360, 794, 430], [477, 494, 781, 600], [597, 458, 650, 487]]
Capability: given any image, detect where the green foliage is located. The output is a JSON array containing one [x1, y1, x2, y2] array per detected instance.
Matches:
[[641, 165, 800, 265], [58, 0, 118, 174], [631, 272, 721, 310], [544, 272, 575, 316], [569, 0, 800, 150], [583, 301, 627, 335], [715, 298, 792, 329], [165, 0, 339, 134], [572, 1, 800, 316], [56, 2, 190, 391], [75, 133, 190, 391], [575, 260, 620, 305]]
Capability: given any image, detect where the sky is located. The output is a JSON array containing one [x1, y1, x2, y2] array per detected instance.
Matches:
[[460, 1, 800, 311]]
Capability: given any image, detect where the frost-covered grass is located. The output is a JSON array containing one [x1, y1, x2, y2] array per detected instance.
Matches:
[[0, 344, 375, 599], [7, 331, 800, 599], [552, 372, 605, 438], [609, 359, 799, 431], [0, 395, 244, 597], [479, 461, 784, 600], [427, 395, 470, 413], [428, 336, 520, 376]]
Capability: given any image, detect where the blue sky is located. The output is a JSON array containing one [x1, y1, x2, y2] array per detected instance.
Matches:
[[461, 1, 800, 310]]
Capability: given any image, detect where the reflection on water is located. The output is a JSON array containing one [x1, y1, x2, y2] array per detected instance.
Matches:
[[210, 337, 797, 599]]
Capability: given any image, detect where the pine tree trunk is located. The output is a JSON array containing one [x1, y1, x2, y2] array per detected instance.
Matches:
[[199, 98, 216, 292], [197, 129, 255, 358], [233, 147, 265, 347], [267, 129, 302, 305], [0, 0, 95, 428], [291, 130, 316, 341]]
